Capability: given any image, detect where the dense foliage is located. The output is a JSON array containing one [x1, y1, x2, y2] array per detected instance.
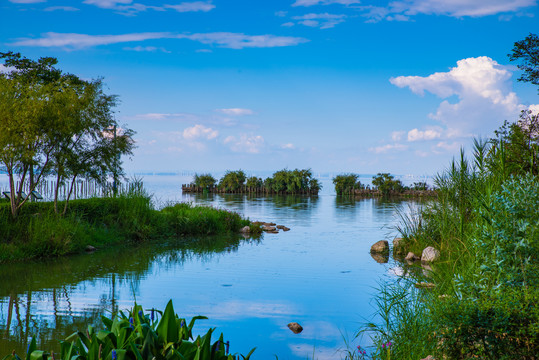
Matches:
[[0, 52, 134, 219], [332, 174, 364, 195], [0, 185, 257, 263], [1, 300, 255, 360], [190, 168, 321, 194], [193, 173, 217, 189]]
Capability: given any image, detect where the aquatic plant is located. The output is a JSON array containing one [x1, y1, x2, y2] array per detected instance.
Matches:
[[0, 300, 255, 360]]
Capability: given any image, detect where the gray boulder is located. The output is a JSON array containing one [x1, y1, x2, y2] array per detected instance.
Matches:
[[393, 237, 406, 255], [240, 226, 250, 234], [405, 252, 420, 262], [421, 246, 440, 263]]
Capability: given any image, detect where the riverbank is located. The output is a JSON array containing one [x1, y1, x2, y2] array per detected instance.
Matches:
[[0, 191, 260, 263], [359, 143, 539, 359]]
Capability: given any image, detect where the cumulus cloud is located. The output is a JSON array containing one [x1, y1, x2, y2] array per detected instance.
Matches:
[[182, 124, 218, 140], [225, 134, 265, 153], [407, 128, 443, 141], [280, 143, 296, 149], [369, 143, 408, 154], [362, 0, 536, 22], [391, 56, 524, 139], [215, 108, 254, 116], [12, 32, 308, 50], [291, 13, 347, 28], [292, 0, 360, 6]]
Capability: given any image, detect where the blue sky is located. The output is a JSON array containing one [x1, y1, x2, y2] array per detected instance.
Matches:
[[1, 0, 538, 176]]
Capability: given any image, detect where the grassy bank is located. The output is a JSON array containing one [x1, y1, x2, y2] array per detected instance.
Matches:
[[355, 138, 539, 358], [0, 189, 259, 263]]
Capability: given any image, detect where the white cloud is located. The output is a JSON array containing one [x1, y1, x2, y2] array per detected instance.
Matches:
[[369, 143, 408, 154], [177, 32, 309, 49], [164, 2, 215, 12], [130, 113, 199, 121], [292, 13, 347, 28], [407, 128, 443, 141], [292, 0, 360, 6], [363, 0, 536, 21], [12, 32, 308, 50], [435, 141, 460, 153], [215, 108, 254, 116], [391, 130, 405, 141], [124, 45, 171, 53], [44, 6, 80, 11], [83, 0, 214, 14], [275, 10, 288, 16], [182, 124, 218, 140], [225, 134, 265, 153], [83, 0, 132, 9], [9, 0, 45, 3], [529, 104, 539, 115], [390, 56, 524, 138], [282, 21, 295, 27], [280, 143, 296, 149]]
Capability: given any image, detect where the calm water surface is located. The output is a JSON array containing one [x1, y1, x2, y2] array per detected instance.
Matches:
[[0, 174, 416, 359]]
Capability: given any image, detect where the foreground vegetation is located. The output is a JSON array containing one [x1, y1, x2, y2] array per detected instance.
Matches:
[[1, 300, 255, 360], [352, 33, 539, 360], [0, 185, 259, 263], [188, 169, 321, 195]]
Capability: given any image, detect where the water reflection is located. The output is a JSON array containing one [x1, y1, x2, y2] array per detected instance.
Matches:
[[0, 234, 258, 355], [1, 192, 411, 359]]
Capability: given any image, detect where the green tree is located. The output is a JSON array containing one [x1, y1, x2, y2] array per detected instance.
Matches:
[[193, 173, 217, 189], [372, 173, 403, 196], [0, 52, 135, 218], [509, 33, 539, 92], [333, 173, 362, 195], [218, 170, 246, 191], [245, 176, 263, 188], [490, 110, 539, 176]]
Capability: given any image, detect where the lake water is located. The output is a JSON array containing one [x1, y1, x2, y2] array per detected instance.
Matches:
[[0, 174, 417, 359]]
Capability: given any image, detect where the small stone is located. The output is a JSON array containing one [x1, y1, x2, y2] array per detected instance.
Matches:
[[415, 282, 436, 289], [276, 225, 285, 229], [393, 237, 406, 254], [370, 240, 389, 254], [240, 226, 250, 234], [262, 225, 277, 232], [405, 252, 420, 262], [421, 356, 436, 360], [287, 322, 303, 334], [421, 246, 440, 263], [282, 227, 290, 231], [85, 245, 96, 252]]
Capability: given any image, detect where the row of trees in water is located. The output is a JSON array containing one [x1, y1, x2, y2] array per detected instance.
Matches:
[[190, 169, 322, 194]]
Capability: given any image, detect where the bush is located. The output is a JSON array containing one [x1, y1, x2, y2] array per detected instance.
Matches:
[[194, 173, 217, 189], [333, 174, 363, 195]]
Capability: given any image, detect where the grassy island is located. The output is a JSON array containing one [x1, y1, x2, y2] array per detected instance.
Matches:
[[0, 187, 259, 263], [183, 169, 321, 195]]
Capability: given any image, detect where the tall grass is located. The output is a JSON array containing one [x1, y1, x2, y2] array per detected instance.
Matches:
[[0, 183, 256, 263], [353, 133, 539, 359]]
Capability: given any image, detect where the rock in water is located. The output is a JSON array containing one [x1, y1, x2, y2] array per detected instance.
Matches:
[[287, 322, 303, 334], [370, 240, 389, 254], [262, 225, 277, 232], [421, 246, 440, 263], [240, 226, 250, 234], [405, 252, 420, 262], [85, 245, 96, 252]]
